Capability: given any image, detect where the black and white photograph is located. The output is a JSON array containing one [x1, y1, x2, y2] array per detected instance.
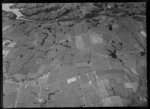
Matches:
[[2, 2, 147, 107]]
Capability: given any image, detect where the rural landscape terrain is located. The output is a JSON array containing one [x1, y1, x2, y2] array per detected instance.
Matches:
[[3, 3, 147, 107]]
